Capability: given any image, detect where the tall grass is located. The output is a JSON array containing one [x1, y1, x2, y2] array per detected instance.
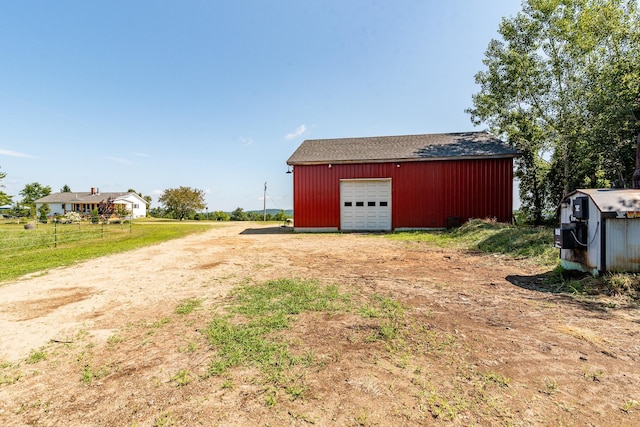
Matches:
[[388, 218, 558, 266], [0, 220, 215, 283]]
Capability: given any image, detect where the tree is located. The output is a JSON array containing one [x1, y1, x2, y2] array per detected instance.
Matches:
[[230, 207, 248, 221], [60, 184, 72, 193], [213, 210, 230, 221], [158, 186, 206, 220], [98, 197, 116, 219], [273, 210, 290, 222], [0, 166, 12, 206], [38, 203, 50, 222], [20, 182, 52, 218], [467, 0, 640, 224]]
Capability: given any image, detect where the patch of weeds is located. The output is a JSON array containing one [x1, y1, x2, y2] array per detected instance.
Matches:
[[360, 294, 405, 319], [231, 278, 351, 318], [26, 349, 47, 364], [426, 390, 459, 421], [418, 324, 457, 353], [178, 341, 198, 353], [202, 278, 353, 406], [171, 369, 194, 386], [583, 366, 605, 382], [175, 298, 202, 315], [154, 411, 175, 427], [621, 399, 639, 413], [150, 317, 171, 328], [0, 368, 22, 385], [355, 408, 370, 426], [264, 388, 277, 407], [367, 319, 401, 343], [204, 279, 351, 379], [220, 377, 234, 389], [107, 334, 125, 346], [481, 371, 510, 388], [542, 377, 558, 394], [80, 364, 111, 384], [606, 273, 639, 299]]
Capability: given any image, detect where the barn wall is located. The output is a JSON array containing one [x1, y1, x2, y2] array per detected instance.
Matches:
[[292, 158, 514, 229]]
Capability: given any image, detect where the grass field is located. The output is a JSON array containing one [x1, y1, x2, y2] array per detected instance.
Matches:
[[0, 219, 216, 284]]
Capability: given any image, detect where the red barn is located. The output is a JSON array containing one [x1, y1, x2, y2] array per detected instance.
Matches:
[[286, 132, 519, 232]]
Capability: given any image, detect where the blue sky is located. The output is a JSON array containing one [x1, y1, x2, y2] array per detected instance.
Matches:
[[0, 1, 523, 211]]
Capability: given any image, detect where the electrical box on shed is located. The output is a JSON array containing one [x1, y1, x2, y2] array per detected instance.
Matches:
[[572, 197, 589, 220], [554, 223, 588, 249]]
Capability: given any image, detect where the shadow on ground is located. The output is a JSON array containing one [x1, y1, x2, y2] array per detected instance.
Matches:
[[507, 271, 639, 314], [240, 226, 295, 235]]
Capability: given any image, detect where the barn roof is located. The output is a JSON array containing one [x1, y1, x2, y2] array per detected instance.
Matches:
[[287, 132, 519, 165]]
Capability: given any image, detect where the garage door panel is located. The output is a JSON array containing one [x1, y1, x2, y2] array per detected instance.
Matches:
[[340, 180, 391, 231]]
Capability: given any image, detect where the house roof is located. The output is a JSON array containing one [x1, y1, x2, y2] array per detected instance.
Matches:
[[574, 189, 640, 213], [286, 132, 519, 165], [35, 192, 147, 204]]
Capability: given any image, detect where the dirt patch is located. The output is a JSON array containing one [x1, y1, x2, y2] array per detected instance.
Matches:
[[0, 222, 639, 426]]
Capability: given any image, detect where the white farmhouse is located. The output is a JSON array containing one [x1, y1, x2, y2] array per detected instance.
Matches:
[[34, 187, 148, 219]]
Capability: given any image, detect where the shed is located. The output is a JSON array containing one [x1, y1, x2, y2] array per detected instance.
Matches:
[[555, 189, 640, 274], [286, 132, 519, 232]]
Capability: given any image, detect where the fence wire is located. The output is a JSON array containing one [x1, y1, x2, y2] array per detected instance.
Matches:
[[0, 221, 132, 253]]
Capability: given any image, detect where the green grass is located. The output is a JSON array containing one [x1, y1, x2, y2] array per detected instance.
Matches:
[[388, 218, 557, 266], [0, 220, 215, 284], [203, 279, 352, 379], [175, 298, 202, 315]]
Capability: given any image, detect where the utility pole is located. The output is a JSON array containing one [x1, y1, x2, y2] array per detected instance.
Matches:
[[263, 181, 267, 221]]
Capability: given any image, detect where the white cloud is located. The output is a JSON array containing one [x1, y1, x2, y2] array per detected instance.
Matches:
[[0, 148, 36, 158], [132, 152, 151, 158], [152, 189, 163, 195], [239, 137, 253, 145], [284, 125, 307, 141], [103, 156, 134, 166]]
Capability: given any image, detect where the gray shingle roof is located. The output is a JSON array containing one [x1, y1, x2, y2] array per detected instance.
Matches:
[[35, 192, 135, 204], [287, 132, 519, 165]]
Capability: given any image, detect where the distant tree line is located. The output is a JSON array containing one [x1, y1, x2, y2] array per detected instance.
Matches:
[[150, 186, 292, 221]]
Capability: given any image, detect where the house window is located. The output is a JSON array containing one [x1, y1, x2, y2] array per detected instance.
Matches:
[[133, 204, 139, 209]]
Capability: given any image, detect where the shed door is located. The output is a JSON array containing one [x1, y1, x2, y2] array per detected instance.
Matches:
[[340, 179, 391, 231]]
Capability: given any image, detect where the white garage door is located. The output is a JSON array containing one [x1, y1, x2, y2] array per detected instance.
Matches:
[[340, 179, 392, 231]]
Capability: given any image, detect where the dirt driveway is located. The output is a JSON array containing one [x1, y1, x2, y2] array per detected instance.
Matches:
[[0, 222, 639, 426]]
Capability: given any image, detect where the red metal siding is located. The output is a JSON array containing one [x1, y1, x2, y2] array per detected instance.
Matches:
[[292, 159, 514, 229]]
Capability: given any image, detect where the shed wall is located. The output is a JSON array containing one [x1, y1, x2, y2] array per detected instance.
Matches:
[[605, 219, 640, 272], [292, 158, 514, 229]]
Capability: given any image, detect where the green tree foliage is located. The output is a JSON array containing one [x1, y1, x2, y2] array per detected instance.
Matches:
[[60, 184, 72, 193], [230, 207, 249, 221], [213, 210, 230, 221], [0, 166, 12, 206], [158, 186, 206, 220], [273, 210, 290, 222], [38, 203, 50, 222], [468, 0, 640, 224], [247, 211, 263, 221], [20, 182, 52, 218]]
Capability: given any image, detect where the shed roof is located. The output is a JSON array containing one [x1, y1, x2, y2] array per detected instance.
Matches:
[[575, 189, 640, 213], [35, 192, 145, 204], [287, 132, 519, 165]]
